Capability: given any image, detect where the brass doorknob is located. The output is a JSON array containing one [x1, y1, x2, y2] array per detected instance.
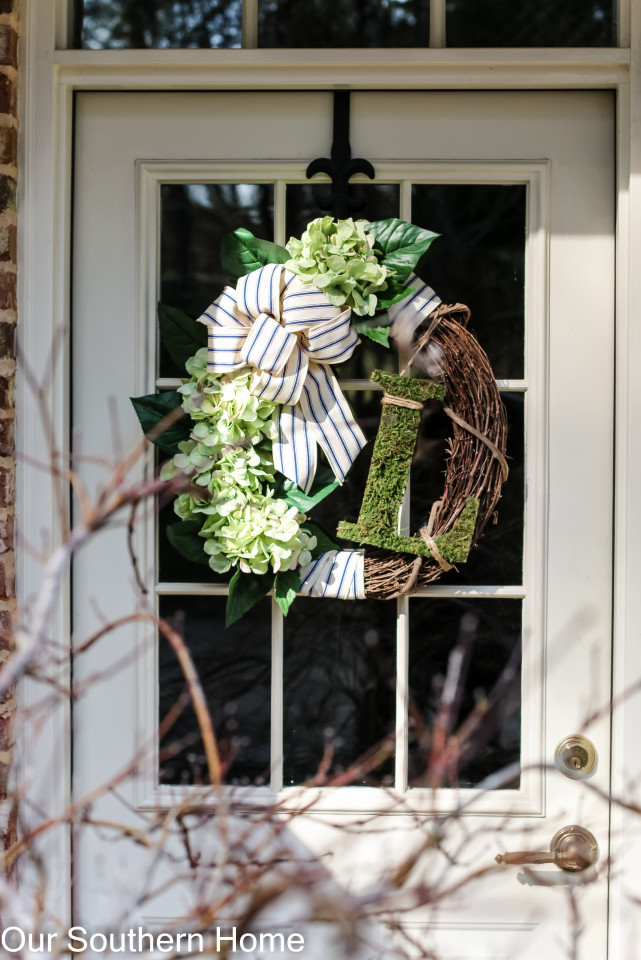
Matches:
[[495, 825, 599, 872]]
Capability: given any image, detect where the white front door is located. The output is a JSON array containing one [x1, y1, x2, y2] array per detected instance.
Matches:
[[72, 90, 614, 958]]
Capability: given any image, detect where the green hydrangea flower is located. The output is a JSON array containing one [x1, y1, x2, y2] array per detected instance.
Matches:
[[178, 350, 276, 446], [201, 496, 317, 576], [164, 440, 275, 523], [162, 349, 320, 578], [285, 216, 391, 317]]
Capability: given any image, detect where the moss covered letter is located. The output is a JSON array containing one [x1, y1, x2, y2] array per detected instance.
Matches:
[[337, 370, 479, 564]]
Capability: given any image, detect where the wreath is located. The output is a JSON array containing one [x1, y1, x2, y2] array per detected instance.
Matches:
[[132, 217, 508, 624]]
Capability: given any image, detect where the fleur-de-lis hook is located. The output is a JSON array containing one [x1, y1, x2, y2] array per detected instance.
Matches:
[[306, 91, 375, 219]]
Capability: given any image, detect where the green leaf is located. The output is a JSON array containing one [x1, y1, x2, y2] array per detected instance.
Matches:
[[366, 219, 440, 284], [130, 391, 190, 456], [221, 228, 289, 285], [303, 522, 339, 560], [308, 464, 339, 496], [274, 569, 301, 617], [280, 465, 340, 512], [166, 520, 209, 565], [375, 277, 410, 311], [354, 322, 389, 348], [226, 569, 275, 628], [157, 303, 208, 370]]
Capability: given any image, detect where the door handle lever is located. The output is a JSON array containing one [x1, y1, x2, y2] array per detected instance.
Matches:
[[495, 825, 599, 873]]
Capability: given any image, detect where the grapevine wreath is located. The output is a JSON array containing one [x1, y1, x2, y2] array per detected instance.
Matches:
[[132, 217, 508, 624]]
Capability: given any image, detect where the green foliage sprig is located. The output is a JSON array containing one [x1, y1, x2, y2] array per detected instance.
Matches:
[[131, 309, 337, 624]]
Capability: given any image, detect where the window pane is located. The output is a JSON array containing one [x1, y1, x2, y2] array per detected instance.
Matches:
[[159, 596, 271, 786], [409, 391, 524, 585], [286, 183, 400, 246], [258, 0, 429, 47], [159, 183, 274, 377], [411, 184, 526, 381], [75, 0, 242, 49], [446, 0, 616, 48], [283, 598, 397, 786], [334, 331, 398, 380], [408, 598, 521, 789], [313, 390, 380, 548]]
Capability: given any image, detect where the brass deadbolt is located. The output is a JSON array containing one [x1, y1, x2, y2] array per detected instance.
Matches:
[[554, 735, 598, 779]]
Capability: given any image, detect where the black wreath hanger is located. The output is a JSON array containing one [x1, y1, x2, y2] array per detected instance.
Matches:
[[306, 91, 375, 218]]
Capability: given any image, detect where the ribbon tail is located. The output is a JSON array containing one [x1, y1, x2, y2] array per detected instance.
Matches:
[[298, 364, 367, 489], [388, 273, 441, 342], [298, 550, 365, 599], [273, 404, 318, 494]]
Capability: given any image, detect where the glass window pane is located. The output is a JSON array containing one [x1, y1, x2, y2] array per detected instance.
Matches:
[[409, 391, 524, 585], [408, 598, 521, 789], [286, 183, 400, 240], [158, 596, 271, 786], [334, 325, 398, 380], [159, 183, 275, 378], [446, 0, 616, 48], [75, 0, 242, 49], [283, 598, 397, 786], [258, 0, 429, 47], [313, 389, 380, 547], [411, 184, 526, 381]]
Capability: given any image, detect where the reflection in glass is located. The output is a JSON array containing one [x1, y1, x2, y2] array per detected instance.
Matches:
[[447, 0, 616, 47], [283, 598, 396, 786], [408, 599, 521, 788], [75, 0, 242, 48], [411, 184, 526, 381], [311, 389, 379, 549], [259, 0, 429, 47], [335, 329, 398, 380], [285, 183, 399, 241], [160, 183, 274, 377], [158, 596, 271, 786], [409, 392, 524, 585]]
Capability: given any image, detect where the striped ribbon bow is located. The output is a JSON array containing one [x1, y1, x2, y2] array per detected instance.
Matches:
[[199, 264, 367, 493]]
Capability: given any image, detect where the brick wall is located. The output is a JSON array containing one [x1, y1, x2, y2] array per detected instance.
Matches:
[[0, 0, 17, 854]]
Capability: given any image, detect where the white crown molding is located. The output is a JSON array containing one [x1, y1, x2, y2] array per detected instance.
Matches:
[[52, 47, 630, 92]]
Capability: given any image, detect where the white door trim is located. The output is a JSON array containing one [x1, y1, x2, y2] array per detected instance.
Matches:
[[17, 3, 641, 953]]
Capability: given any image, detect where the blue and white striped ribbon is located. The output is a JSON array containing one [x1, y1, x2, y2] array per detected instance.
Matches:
[[388, 273, 441, 339], [199, 266, 366, 493], [298, 549, 365, 600]]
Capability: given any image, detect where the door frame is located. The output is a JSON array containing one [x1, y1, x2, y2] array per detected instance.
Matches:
[[17, 2, 641, 954]]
